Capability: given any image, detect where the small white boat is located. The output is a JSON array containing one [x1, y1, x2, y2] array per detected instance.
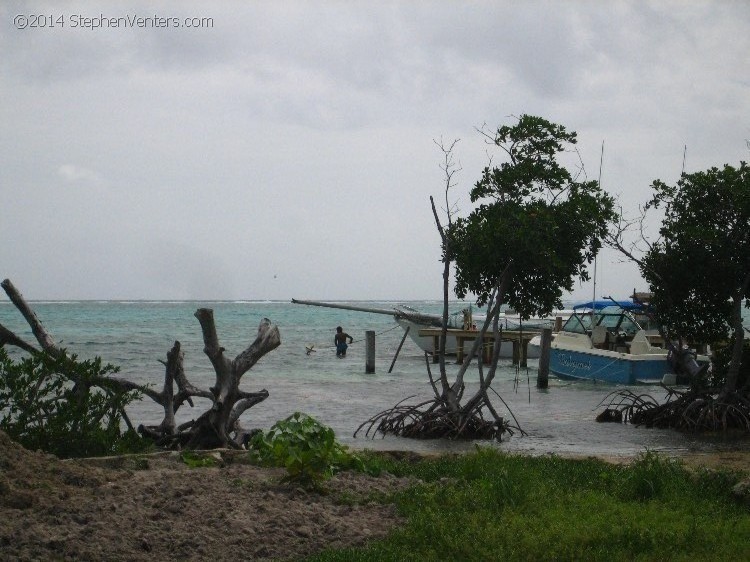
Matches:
[[291, 299, 567, 360], [395, 309, 569, 359]]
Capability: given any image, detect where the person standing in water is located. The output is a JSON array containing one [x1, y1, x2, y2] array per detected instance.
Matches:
[[334, 326, 353, 357]]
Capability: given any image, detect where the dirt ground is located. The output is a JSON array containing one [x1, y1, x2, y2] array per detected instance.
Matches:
[[0, 431, 417, 561], [1, 430, 749, 562]]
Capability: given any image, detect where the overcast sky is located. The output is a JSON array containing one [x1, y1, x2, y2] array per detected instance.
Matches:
[[2, 1, 749, 302]]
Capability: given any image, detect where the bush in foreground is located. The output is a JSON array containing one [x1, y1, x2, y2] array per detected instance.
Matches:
[[0, 348, 148, 458], [248, 412, 371, 487]]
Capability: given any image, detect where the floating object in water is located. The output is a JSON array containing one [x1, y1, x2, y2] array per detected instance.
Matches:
[[305, 345, 316, 355]]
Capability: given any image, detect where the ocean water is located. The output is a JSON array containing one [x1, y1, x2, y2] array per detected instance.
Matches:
[[1, 299, 748, 459]]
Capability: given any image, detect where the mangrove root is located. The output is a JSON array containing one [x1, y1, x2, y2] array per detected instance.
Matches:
[[596, 387, 750, 432]]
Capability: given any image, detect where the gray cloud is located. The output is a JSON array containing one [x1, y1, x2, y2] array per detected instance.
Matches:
[[1, 1, 748, 301]]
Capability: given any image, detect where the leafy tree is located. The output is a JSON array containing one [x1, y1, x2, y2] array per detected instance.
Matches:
[[451, 115, 616, 318], [642, 162, 750, 395], [359, 117, 615, 440], [442, 115, 613, 430]]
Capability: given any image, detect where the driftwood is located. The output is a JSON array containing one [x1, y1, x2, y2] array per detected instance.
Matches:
[[0, 278, 280, 449]]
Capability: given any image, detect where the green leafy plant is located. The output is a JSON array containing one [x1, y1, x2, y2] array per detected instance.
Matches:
[[248, 412, 368, 486], [180, 450, 220, 468], [0, 348, 147, 458]]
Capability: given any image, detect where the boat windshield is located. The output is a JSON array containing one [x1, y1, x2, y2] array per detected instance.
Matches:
[[562, 313, 593, 334], [562, 305, 643, 336]]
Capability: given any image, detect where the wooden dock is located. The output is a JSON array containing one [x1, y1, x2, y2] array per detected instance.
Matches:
[[418, 327, 541, 366]]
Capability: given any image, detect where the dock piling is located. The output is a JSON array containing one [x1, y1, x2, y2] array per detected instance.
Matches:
[[537, 327, 552, 389], [365, 330, 375, 373]]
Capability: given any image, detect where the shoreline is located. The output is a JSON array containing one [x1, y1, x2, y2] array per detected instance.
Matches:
[[3, 431, 748, 561], [70, 442, 750, 474]]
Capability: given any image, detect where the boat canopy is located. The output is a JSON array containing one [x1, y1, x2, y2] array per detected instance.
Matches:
[[563, 298, 660, 336], [572, 300, 643, 312]]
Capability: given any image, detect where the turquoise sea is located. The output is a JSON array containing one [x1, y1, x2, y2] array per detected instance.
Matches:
[[2, 299, 749, 459]]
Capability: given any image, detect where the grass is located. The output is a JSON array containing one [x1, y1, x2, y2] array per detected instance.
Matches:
[[305, 448, 750, 562]]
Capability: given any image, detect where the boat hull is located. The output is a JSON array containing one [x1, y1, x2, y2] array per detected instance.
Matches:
[[396, 318, 541, 359], [549, 347, 670, 385]]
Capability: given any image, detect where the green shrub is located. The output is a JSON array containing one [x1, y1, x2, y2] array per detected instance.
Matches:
[[615, 450, 684, 502], [181, 450, 220, 468], [248, 412, 368, 486], [0, 348, 147, 458]]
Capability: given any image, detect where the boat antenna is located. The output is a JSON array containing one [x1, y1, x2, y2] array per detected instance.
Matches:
[[681, 145, 687, 176], [592, 140, 604, 323]]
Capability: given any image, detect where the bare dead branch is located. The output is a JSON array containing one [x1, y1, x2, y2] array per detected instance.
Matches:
[[1, 279, 61, 356], [233, 319, 281, 378], [0, 322, 39, 354], [227, 390, 270, 429]]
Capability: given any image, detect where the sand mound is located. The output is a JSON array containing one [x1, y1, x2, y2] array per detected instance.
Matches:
[[0, 431, 411, 561]]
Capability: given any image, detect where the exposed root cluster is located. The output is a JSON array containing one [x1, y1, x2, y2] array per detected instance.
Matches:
[[354, 396, 521, 441], [597, 388, 750, 432]]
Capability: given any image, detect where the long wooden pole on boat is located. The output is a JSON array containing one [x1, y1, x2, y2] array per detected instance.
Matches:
[[291, 298, 444, 327], [291, 298, 399, 316]]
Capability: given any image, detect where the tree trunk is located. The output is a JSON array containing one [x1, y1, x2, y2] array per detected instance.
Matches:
[[722, 294, 747, 396], [1, 279, 61, 356], [182, 309, 280, 448]]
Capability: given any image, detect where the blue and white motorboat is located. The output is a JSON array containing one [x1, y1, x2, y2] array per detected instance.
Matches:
[[548, 300, 702, 385]]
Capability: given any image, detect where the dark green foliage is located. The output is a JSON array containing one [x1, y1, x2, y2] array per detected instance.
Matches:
[[712, 339, 750, 390], [470, 117, 578, 200], [0, 348, 146, 458], [641, 162, 750, 394], [451, 115, 616, 317], [643, 162, 750, 346], [248, 412, 370, 486], [306, 448, 750, 562]]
